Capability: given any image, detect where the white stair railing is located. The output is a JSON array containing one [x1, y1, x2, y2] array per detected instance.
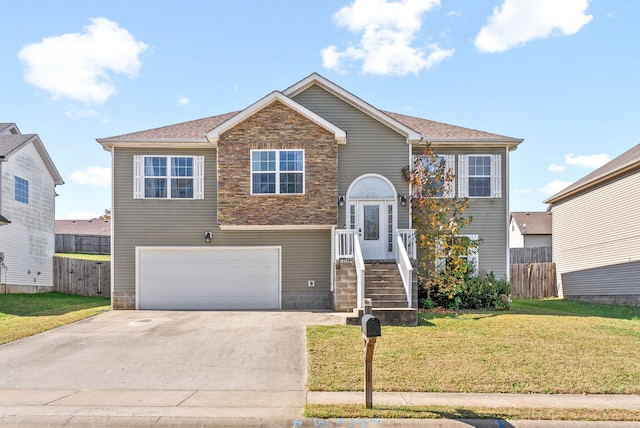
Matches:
[[396, 236, 413, 308], [397, 229, 416, 260], [353, 235, 366, 310], [335, 229, 355, 260]]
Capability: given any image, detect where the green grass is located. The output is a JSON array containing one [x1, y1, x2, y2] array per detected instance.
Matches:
[[307, 298, 640, 394], [304, 405, 640, 422], [55, 253, 110, 261], [0, 292, 110, 345]]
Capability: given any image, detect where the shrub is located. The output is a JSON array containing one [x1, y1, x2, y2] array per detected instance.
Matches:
[[419, 271, 511, 311]]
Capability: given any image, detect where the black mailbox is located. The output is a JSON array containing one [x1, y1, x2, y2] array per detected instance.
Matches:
[[361, 314, 381, 338]]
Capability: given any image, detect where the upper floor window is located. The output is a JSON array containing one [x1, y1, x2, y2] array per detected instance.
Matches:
[[412, 154, 455, 198], [251, 150, 304, 195], [458, 154, 501, 198], [15, 176, 29, 204], [133, 155, 204, 199]]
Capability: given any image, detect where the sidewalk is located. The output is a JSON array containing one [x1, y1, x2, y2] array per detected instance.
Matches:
[[0, 389, 638, 427]]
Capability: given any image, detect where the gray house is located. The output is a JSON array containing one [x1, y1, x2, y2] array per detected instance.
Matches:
[[98, 73, 522, 312], [0, 123, 64, 292], [545, 144, 640, 306]]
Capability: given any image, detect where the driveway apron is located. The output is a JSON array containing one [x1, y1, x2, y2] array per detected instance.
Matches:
[[0, 310, 342, 425]]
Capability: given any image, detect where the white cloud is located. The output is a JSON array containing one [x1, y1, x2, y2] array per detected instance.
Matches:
[[514, 187, 533, 195], [18, 17, 148, 104], [565, 153, 610, 168], [446, 10, 462, 17], [474, 0, 592, 53], [321, 0, 453, 76], [548, 164, 566, 173], [540, 180, 573, 195], [69, 166, 111, 187], [177, 96, 189, 106]]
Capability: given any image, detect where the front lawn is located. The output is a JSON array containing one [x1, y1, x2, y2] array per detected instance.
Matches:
[[0, 292, 110, 345], [307, 298, 640, 394]]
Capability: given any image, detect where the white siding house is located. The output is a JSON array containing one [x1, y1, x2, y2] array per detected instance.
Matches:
[[509, 211, 552, 248], [0, 123, 64, 292], [545, 144, 640, 306]]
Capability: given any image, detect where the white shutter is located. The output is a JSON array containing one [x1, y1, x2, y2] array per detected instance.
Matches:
[[457, 155, 468, 198], [491, 154, 502, 198], [194, 156, 204, 199], [133, 155, 144, 199], [466, 234, 479, 275], [444, 154, 455, 198]]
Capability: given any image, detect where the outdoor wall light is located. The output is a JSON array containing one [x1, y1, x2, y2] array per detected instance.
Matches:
[[204, 231, 212, 243], [399, 194, 407, 206], [338, 196, 346, 207]]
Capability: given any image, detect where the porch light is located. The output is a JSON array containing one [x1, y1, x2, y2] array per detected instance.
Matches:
[[204, 231, 212, 243], [399, 194, 407, 206], [338, 196, 346, 207]]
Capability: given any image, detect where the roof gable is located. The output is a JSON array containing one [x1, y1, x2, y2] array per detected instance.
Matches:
[[545, 144, 640, 204], [0, 133, 64, 185], [284, 73, 422, 143], [206, 91, 346, 145]]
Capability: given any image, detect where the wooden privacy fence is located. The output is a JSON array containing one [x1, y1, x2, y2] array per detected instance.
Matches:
[[510, 262, 557, 298], [53, 257, 110, 298], [510, 246, 552, 264], [55, 234, 111, 254]]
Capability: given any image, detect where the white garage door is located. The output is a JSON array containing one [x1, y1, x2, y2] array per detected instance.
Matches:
[[136, 246, 280, 310]]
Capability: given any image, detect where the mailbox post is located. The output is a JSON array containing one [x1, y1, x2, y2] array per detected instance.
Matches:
[[361, 314, 381, 409]]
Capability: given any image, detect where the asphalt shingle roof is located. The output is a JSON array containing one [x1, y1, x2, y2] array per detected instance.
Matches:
[[0, 134, 36, 157], [510, 212, 552, 235], [55, 219, 111, 236]]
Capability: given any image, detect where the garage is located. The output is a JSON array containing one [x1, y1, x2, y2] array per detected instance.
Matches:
[[136, 246, 281, 310]]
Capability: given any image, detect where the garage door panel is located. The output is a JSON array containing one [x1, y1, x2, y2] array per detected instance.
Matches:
[[137, 247, 280, 310]]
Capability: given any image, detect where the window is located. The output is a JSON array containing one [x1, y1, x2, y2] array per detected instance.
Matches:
[[457, 154, 501, 198], [413, 154, 455, 198], [15, 176, 28, 204], [436, 234, 479, 276], [133, 155, 204, 199], [251, 150, 304, 194]]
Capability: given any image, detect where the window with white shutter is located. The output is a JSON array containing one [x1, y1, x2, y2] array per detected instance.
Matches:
[[458, 154, 501, 198], [133, 155, 204, 199]]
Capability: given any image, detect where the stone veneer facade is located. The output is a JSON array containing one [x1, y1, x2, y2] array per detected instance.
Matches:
[[217, 100, 338, 227]]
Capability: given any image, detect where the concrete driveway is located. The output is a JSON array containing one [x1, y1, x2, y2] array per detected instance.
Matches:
[[0, 310, 343, 426]]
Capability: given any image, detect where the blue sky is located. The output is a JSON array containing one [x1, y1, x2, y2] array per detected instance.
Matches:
[[1, 0, 637, 219]]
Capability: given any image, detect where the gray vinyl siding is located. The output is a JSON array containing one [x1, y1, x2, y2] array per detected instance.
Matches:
[[292, 85, 411, 229], [552, 170, 640, 297], [561, 260, 640, 297], [412, 146, 509, 278], [111, 147, 331, 298]]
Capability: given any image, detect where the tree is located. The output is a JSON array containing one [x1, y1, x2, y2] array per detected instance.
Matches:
[[402, 147, 479, 308]]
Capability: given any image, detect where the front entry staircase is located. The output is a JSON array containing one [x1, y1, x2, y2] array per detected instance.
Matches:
[[336, 261, 418, 327]]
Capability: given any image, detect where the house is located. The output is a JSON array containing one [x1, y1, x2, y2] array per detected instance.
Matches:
[[55, 217, 111, 254], [545, 144, 640, 306], [98, 73, 523, 312], [509, 211, 552, 248], [0, 123, 64, 293]]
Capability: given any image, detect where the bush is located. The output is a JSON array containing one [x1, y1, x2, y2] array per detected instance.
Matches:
[[419, 271, 511, 311]]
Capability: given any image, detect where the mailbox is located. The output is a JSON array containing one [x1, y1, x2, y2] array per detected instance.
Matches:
[[361, 314, 381, 338]]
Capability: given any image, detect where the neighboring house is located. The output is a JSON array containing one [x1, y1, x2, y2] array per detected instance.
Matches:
[[0, 123, 64, 292], [509, 211, 552, 248], [55, 217, 111, 254], [545, 144, 640, 306], [98, 73, 523, 311]]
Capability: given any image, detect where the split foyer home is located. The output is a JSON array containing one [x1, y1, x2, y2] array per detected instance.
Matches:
[[0, 122, 64, 292], [98, 73, 523, 313], [545, 144, 640, 306]]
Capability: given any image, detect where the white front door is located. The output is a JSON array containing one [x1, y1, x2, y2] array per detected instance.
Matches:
[[356, 201, 388, 260]]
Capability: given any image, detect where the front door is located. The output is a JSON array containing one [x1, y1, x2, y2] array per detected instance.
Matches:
[[356, 201, 388, 260]]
